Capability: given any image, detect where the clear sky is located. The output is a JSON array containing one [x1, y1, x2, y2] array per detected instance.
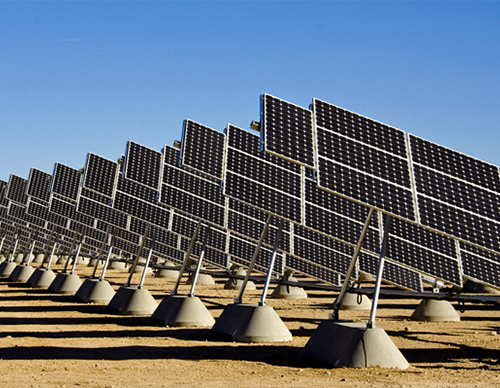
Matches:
[[1, 1, 499, 182]]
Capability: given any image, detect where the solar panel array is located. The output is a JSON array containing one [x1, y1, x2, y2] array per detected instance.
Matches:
[[180, 120, 428, 290], [2, 92, 499, 294], [259, 94, 500, 290]]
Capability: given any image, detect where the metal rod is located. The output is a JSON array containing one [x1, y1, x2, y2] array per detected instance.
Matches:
[[331, 207, 375, 321], [21, 232, 33, 264], [41, 225, 57, 268], [234, 214, 273, 304], [171, 220, 202, 296], [259, 218, 284, 306], [46, 239, 59, 270], [9, 237, 19, 263], [63, 226, 81, 273], [187, 225, 211, 297], [99, 233, 116, 281], [138, 227, 157, 289], [70, 233, 85, 275], [367, 215, 392, 328], [91, 225, 111, 278], [125, 224, 150, 287], [25, 235, 37, 266]]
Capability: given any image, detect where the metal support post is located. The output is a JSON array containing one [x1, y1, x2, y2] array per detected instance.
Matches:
[[258, 218, 284, 307], [234, 214, 273, 304], [367, 215, 392, 328], [331, 208, 375, 321], [91, 225, 111, 278], [187, 225, 211, 297], [138, 227, 157, 289], [172, 220, 202, 295], [125, 225, 149, 287]]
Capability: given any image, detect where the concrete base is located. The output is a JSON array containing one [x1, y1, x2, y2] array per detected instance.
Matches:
[[301, 321, 409, 369], [8, 264, 35, 282], [56, 255, 69, 265], [13, 253, 24, 263], [74, 278, 116, 303], [339, 292, 371, 310], [186, 272, 215, 285], [155, 262, 179, 278], [271, 279, 307, 299], [151, 295, 215, 327], [75, 256, 90, 265], [109, 260, 128, 270], [224, 270, 256, 290], [26, 268, 57, 289], [107, 286, 158, 315], [0, 261, 19, 277], [129, 265, 153, 274], [33, 254, 45, 264], [48, 272, 83, 294], [0, 255, 6, 263], [211, 303, 292, 343], [410, 299, 460, 322]]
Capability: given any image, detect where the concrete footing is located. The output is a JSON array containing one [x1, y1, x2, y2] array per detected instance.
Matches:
[[271, 276, 307, 299], [32, 254, 45, 264], [74, 278, 116, 303], [107, 286, 158, 315], [410, 299, 460, 322], [8, 264, 35, 282], [155, 262, 179, 278], [301, 321, 409, 369], [211, 303, 292, 343], [151, 295, 215, 327], [224, 269, 256, 290], [339, 292, 371, 310], [109, 260, 128, 270], [56, 255, 69, 265], [0, 261, 18, 277], [48, 273, 83, 294], [75, 256, 90, 265], [13, 253, 24, 263], [186, 271, 215, 285], [26, 268, 56, 289]]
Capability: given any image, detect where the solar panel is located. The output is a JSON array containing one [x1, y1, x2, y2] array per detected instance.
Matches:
[[160, 145, 226, 227], [179, 119, 225, 180], [82, 153, 118, 199], [459, 242, 500, 289], [409, 135, 500, 253], [26, 169, 52, 203], [123, 141, 162, 190], [261, 94, 315, 169], [50, 163, 81, 202], [6, 175, 28, 205]]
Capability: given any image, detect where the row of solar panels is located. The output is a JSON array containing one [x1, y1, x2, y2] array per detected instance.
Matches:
[[1, 93, 499, 294]]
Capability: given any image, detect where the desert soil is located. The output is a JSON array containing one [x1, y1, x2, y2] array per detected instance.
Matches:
[[0, 261, 499, 388]]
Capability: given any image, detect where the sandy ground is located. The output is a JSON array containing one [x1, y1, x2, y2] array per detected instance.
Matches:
[[0, 261, 499, 388]]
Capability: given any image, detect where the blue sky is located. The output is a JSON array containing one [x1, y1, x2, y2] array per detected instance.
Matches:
[[1, 1, 499, 182]]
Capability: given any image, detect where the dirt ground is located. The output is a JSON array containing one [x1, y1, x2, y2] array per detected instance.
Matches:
[[0, 261, 499, 388]]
